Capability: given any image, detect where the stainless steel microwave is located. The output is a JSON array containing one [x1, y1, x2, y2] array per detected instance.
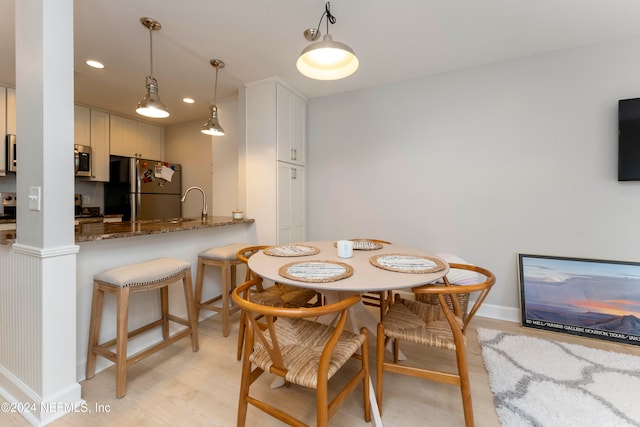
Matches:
[[7, 134, 16, 173], [74, 144, 92, 177]]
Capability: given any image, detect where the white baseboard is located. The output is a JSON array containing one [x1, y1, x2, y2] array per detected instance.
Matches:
[[0, 366, 82, 427], [476, 302, 520, 323]]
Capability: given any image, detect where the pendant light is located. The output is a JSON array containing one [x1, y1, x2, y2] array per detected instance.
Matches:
[[136, 17, 169, 119], [296, 1, 359, 80], [201, 59, 225, 136]]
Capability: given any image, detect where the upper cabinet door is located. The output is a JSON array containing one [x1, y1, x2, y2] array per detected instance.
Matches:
[[137, 122, 164, 161], [6, 87, 15, 135], [276, 84, 306, 166], [110, 115, 139, 157], [89, 109, 110, 182], [110, 115, 164, 160], [0, 87, 6, 176], [74, 105, 91, 147]]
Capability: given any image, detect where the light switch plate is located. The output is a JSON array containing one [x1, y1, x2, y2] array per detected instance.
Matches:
[[82, 195, 90, 205], [28, 186, 41, 211]]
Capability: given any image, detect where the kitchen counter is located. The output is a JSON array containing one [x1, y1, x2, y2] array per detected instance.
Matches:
[[0, 216, 255, 245], [1, 213, 256, 381]]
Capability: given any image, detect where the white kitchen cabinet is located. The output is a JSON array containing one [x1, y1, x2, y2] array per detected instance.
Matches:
[[110, 115, 163, 160], [74, 105, 91, 147], [277, 162, 306, 244], [110, 115, 138, 157], [0, 86, 6, 134], [137, 122, 164, 160], [89, 110, 110, 181], [74, 106, 110, 181], [6, 87, 15, 135], [276, 84, 306, 166], [245, 77, 307, 244]]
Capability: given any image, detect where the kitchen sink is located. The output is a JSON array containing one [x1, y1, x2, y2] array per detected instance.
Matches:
[[168, 217, 199, 224]]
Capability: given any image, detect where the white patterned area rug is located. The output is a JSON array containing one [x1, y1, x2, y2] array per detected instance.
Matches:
[[477, 328, 640, 427]]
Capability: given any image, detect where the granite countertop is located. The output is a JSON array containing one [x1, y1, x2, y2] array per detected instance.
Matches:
[[0, 216, 254, 245]]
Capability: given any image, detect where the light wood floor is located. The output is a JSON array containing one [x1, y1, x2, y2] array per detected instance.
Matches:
[[3, 311, 639, 427]]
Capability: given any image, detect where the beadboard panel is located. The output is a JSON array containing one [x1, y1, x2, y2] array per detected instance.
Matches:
[[0, 246, 42, 394]]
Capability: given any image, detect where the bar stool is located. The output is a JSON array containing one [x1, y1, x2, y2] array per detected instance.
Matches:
[[194, 242, 248, 336], [86, 257, 199, 398]]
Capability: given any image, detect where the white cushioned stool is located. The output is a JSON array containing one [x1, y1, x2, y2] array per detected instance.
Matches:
[[86, 257, 199, 398], [195, 242, 248, 337]]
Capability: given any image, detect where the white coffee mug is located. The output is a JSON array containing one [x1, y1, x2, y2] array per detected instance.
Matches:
[[337, 240, 354, 258]]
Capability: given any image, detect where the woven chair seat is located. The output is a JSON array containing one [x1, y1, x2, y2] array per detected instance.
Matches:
[[250, 284, 317, 308], [415, 292, 470, 321], [381, 298, 465, 351], [250, 317, 365, 389]]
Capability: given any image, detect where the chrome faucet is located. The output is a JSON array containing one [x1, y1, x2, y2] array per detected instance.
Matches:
[[180, 186, 208, 221]]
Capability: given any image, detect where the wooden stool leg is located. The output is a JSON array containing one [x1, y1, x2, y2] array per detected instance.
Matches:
[[221, 260, 231, 337], [86, 281, 104, 379], [160, 286, 170, 340], [115, 286, 130, 398], [230, 264, 237, 292], [182, 269, 200, 351], [194, 258, 206, 320]]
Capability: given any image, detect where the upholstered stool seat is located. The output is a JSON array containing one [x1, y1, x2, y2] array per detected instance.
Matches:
[[86, 257, 199, 398], [195, 242, 248, 336]]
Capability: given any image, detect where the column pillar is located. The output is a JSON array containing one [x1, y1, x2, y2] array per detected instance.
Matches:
[[4, 0, 82, 424]]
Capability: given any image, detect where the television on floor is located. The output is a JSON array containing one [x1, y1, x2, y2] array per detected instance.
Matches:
[[618, 97, 640, 181]]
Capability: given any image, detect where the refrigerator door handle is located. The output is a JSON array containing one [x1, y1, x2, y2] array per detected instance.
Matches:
[[130, 193, 139, 222], [130, 157, 141, 193]]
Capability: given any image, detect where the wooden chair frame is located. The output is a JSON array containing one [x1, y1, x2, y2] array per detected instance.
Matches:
[[235, 245, 319, 361], [376, 263, 495, 427], [233, 278, 371, 427]]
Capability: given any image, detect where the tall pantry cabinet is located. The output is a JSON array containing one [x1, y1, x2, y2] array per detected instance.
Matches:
[[244, 77, 307, 245]]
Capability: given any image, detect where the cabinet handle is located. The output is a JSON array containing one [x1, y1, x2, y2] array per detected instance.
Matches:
[[293, 149, 297, 161], [290, 148, 294, 161], [291, 168, 297, 179]]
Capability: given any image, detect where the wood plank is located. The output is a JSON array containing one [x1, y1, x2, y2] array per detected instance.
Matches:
[[3, 314, 639, 427]]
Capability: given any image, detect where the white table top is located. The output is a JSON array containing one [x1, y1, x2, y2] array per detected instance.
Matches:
[[248, 240, 449, 292]]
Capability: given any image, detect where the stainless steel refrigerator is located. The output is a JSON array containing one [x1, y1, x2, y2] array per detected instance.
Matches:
[[105, 156, 182, 221]]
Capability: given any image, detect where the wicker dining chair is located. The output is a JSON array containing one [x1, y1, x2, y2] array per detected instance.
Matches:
[[376, 263, 496, 427], [354, 239, 392, 319], [235, 245, 320, 360], [232, 278, 371, 427]]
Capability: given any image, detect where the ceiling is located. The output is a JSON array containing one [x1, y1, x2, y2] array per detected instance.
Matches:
[[2, 0, 640, 126]]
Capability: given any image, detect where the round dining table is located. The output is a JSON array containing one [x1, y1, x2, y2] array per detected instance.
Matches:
[[248, 240, 450, 427], [249, 240, 449, 292]]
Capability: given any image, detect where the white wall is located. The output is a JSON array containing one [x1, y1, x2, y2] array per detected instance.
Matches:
[[306, 34, 640, 320], [164, 99, 238, 218]]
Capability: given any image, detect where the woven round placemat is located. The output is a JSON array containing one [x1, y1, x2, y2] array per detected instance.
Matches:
[[369, 253, 446, 274], [333, 239, 384, 251], [279, 260, 354, 283], [263, 245, 320, 257], [351, 239, 384, 250]]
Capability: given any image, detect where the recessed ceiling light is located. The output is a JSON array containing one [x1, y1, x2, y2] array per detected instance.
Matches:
[[86, 60, 104, 69], [182, 98, 195, 104]]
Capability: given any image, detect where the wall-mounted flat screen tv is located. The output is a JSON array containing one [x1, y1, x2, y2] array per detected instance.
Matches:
[[618, 97, 640, 181]]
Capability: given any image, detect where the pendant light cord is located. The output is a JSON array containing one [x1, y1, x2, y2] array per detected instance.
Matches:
[[148, 26, 154, 78], [311, 1, 337, 40], [213, 68, 219, 104]]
